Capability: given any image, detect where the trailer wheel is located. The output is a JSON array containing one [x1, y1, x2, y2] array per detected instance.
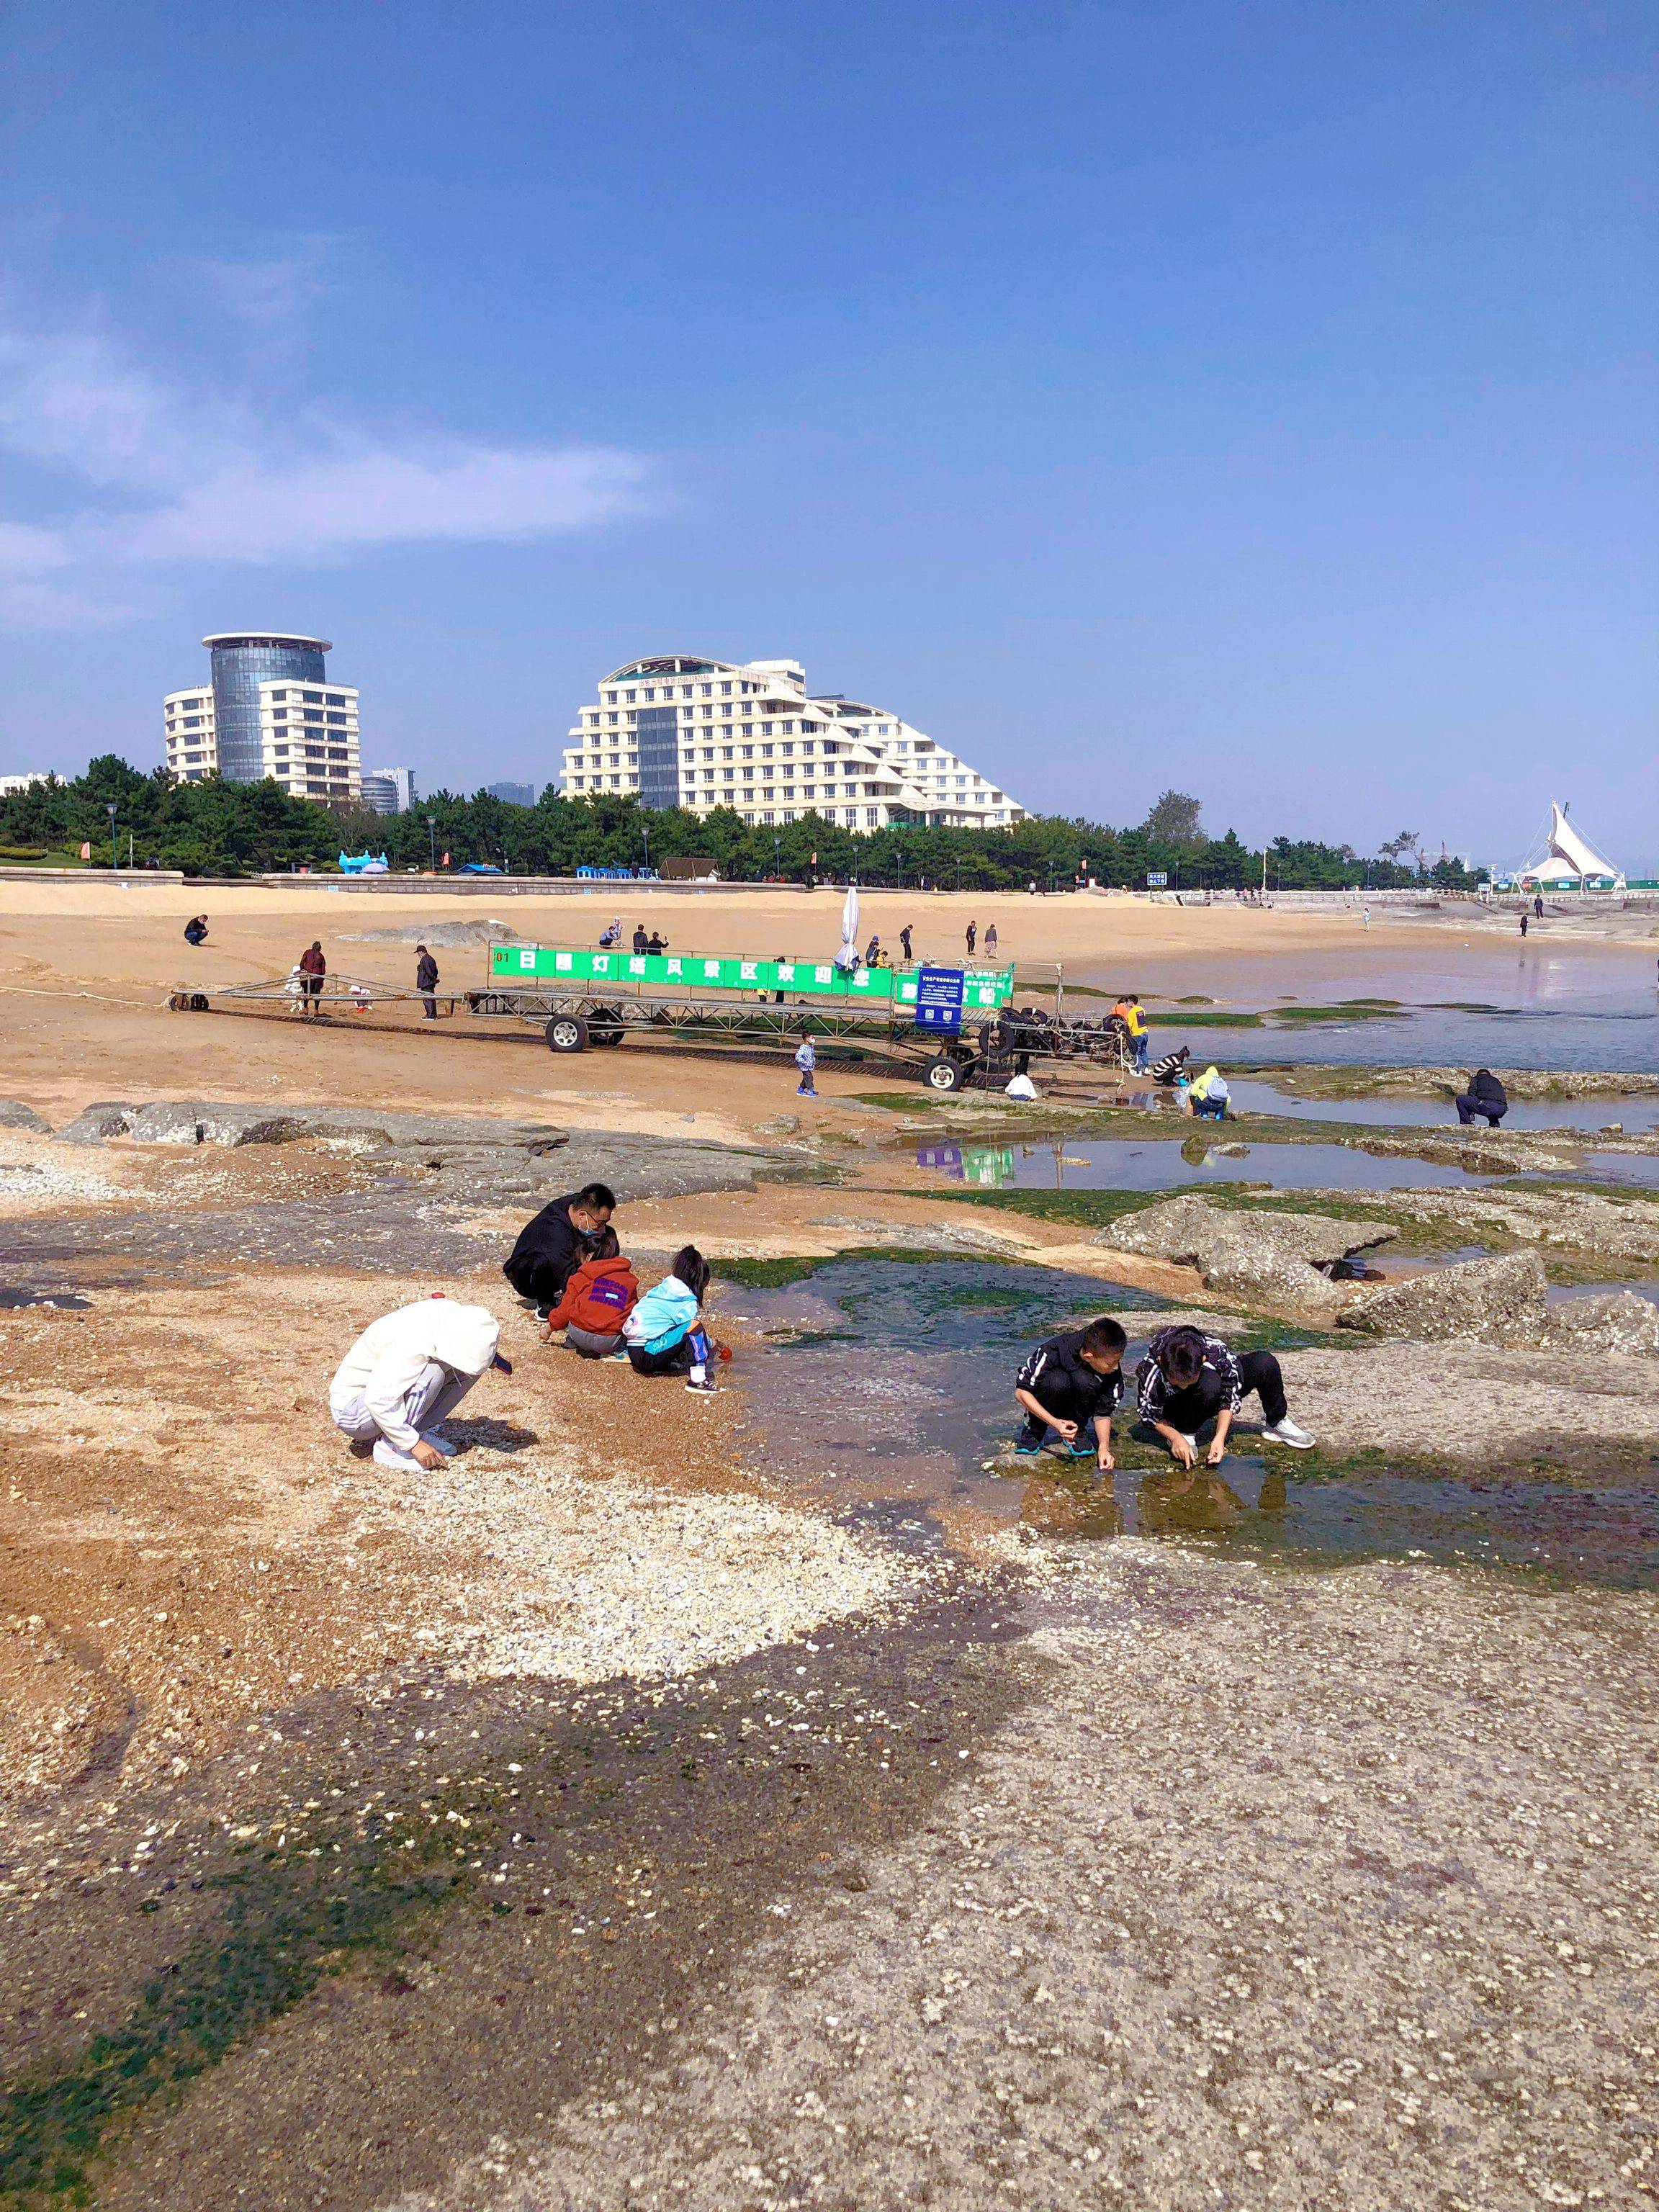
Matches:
[[923, 1053, 966, 1094], [546, 1015, 590, 1053], [189, 993, 210, 1012], [588, 1005, 626, 1046]]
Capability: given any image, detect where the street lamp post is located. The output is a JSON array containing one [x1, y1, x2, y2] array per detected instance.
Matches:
[[426, 814, 437, 871], [773, 831, 781, 879], [106, 803, 117, 873], [642, 824, 651, 878]]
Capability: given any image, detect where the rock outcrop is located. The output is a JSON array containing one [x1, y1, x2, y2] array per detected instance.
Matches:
[[55, 1102, 139, 1144], [1099, 1195, 1398, 1308], [0, 1100, 51, 1133], [1539, 1290, 1659, 1359], [40, 1100, 818, 1207], [1336, 1250, 1547, 1346]]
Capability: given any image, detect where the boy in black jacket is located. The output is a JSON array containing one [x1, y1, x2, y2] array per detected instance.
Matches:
[[1013, 1316, 1128, 1470]]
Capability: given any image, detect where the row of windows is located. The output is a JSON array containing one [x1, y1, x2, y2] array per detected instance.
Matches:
[[268, 709, 354, 727], [573, 734, 848, 760], [584, 710, 825, 737], [266, 688, 351, 708], [602, 677, 793, 705]]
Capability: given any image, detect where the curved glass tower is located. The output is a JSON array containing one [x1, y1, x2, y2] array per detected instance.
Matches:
[[204, 633, 331, 783]]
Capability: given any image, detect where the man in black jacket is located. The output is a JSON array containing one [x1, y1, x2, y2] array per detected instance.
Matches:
[[1013, 1317, 1128, 1469], [1455, 1069, 1508, 1127], [503, 1182, 617, 1317], [414, 943, 439, 1019]]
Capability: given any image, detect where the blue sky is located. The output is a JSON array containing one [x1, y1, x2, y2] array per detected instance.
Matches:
[[1, 1, 1654, 866]]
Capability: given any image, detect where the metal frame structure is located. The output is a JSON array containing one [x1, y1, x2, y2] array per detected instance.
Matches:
[[173, 966, 1132, 1092]]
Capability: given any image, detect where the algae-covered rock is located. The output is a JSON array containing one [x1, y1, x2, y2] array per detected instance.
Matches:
[[1539, 1291, 1659, 1359], [1336, 1250, 1547, 1346]]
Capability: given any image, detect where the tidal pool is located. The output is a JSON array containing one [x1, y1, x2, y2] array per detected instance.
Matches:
[[732, 1257, 1659, 1588]]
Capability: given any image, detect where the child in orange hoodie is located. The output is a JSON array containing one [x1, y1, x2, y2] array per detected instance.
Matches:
[[544, 1228, 640, 1357]]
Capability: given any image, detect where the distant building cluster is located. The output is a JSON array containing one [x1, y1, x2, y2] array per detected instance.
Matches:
[[0, 773, 48, 798], [162, 633, 413, 811], [153, 635, 1015, 832], [559, 653, 1025, 830]]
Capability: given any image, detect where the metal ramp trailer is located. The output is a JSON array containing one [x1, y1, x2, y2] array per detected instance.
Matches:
[[174, 943, 1130, 1092]]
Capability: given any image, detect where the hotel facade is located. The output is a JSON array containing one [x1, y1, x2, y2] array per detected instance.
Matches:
[[163, 633, 362, 805], [559, 654, 1025, 830]]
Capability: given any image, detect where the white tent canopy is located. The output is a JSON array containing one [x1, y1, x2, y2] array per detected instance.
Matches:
[[1518, 802, 1624, 889]]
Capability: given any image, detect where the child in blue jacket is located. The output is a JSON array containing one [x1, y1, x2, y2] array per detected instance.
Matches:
[[624, 1246, 719, 1394]]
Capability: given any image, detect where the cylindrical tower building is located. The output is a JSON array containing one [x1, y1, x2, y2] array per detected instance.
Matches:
[[204, 633, 332, 783]]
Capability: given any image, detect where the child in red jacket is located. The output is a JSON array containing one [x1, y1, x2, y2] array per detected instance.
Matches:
[[544, 1229, 640, 1357]]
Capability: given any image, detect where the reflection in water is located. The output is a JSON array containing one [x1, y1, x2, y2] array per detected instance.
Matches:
[[739, 1258, 1659, 1588], [914, 1133, 1659, 1195], [1020, 1462, 1287, 1541]]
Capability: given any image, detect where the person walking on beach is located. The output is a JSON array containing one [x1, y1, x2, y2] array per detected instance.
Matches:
[[1520, 912, 1529, 938], [966, 920, 977, 956], [1362, 906, 1370, 930], [985, 922, 999, 958], [795, 1033, 818, 1097], [899, 925, 913, 963], [297, 940, 326, 1016], [1013, 1316, 1128, 1469], [414, 943, 439, 1019], [1136, 1323, 1313, 1461], [1534, 894, 1545, 920]]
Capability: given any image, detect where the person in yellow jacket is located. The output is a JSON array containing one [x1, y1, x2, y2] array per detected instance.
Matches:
[[1189, 1065, 1231, 1121], [1111, 993, 1151, 1074]]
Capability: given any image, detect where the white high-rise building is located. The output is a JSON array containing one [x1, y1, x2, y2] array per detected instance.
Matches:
[[559, 654, 1026, 830], [163, 634, 362, 804]]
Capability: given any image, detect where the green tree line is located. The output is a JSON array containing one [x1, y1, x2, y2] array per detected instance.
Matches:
[[0, 758, 1480, 891]]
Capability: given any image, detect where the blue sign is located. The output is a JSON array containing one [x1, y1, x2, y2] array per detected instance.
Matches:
[[1146, 870, 1168, 888], [914, 964, 967, 1033]]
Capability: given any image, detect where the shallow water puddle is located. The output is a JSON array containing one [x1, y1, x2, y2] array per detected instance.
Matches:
[[917, 1137, 1502, 1193], [916, 1134, 1659, 1195], [738, 1257, 1659, 1588]]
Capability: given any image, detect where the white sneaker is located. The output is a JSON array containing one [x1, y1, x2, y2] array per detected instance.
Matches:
[[419, 1431, 459, 1457], [1262, 1418, 1315, 1449], [372, 1437, 426, 1472]]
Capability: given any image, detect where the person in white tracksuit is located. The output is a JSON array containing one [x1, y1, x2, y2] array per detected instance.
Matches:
[[328, 1298, 510, 1471]]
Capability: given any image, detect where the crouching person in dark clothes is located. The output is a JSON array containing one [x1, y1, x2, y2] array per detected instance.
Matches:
[[1013, 1316, 1128, 1470], [1136, 1324, 1313, 1463], [503, 1182, 616, 1319]]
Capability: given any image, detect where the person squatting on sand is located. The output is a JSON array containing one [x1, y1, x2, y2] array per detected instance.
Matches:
[[624, 1244, 721, 1394], [541, 1226, 639, 1357], [329, 1295, 513, 1472], [503, 1182, 617, 1318], [1136, 1324, 1313, 1462], [1013, 1316, 1128, 1470]]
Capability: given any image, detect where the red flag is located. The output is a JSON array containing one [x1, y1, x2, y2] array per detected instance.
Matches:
[[80, 840, 91, 860], [441, 850, 450, 868]]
